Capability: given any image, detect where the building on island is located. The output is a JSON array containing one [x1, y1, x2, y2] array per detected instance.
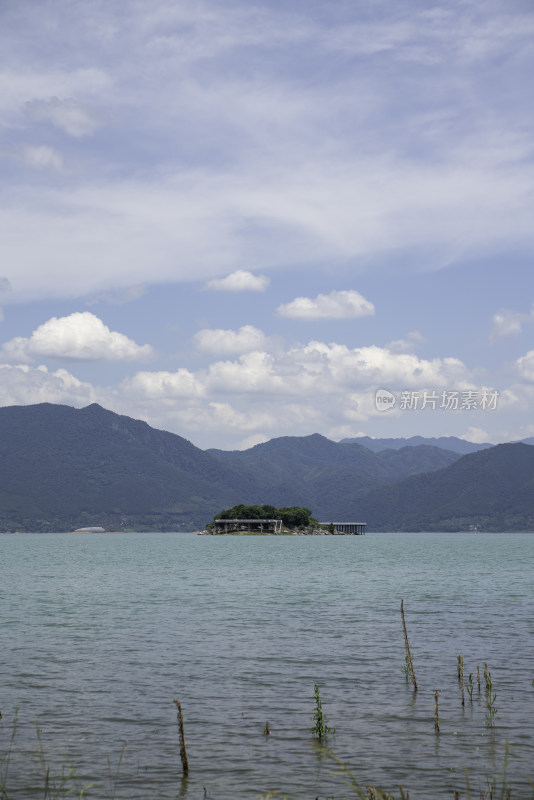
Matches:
[[213, 518, 283, 534], [320, 522, 367, 535]]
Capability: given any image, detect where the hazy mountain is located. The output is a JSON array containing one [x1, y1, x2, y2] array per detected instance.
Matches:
[[357, 443, 534, 531], [340, 435, 494, 454], [207, 437, 460, 519], [0, 403, 531, 532], [0, 403, 255, 532]]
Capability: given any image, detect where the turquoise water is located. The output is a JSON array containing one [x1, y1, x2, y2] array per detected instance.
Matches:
[[1, 532, 533, 799]]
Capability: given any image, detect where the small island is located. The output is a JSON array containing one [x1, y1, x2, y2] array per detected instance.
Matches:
[[199, 504, 366, 535]]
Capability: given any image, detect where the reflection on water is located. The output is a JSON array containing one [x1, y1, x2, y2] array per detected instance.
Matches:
[[1, 532, 533, 798]]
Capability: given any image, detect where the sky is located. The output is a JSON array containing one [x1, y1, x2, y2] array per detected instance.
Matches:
[[1, 0, 533, 450]]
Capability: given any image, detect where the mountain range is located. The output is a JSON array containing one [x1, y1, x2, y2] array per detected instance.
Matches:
[[0, 402, 533, 532], [339, 435, 495, 454]]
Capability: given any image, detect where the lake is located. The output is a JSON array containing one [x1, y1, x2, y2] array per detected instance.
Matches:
[[1, 532, 533, 799]]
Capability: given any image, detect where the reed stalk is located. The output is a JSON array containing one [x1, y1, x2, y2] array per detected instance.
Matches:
[[400, 598, 417, 692], [311, 684, 333, 741], [484, 668, 498, 728], [465, 673, 474, 702], [458, 655, 465, 707], [434, 690, 440, 734], [173, 698, 189, 776]]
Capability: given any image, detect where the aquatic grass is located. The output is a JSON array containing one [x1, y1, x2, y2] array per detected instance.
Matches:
[[0, 715, 96, 800], [316, 744, 412, 800], [466, 673, 474, 703], [107, 740, 127, 800], [458, 655, 465, 707], [172, 698, 189, 777], [434, 690, 440, 734], [484, 668, 498, 728], [0, 708, 18, 800], [1, 689, 532, 800], [400, 598, 417, 692], [311, 684, 334, 742], [35, 721, 97, 800]]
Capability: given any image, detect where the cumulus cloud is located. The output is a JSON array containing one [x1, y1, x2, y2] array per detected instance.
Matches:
[[491, 307, 534, 339], [124, 368, 205, 398], [1, 312, 154, 362], [277, 290, 375, 320], [0, 329, 509, 449], [127, 340, 474, 404], [23, 145, 63, 171], [113, 338, 478, 447], [460, 426, 489, 444], [26, 98, 99, 137], [0, 363, 96, 407], [204, 270, 270, 292], [516, 349, 534, 382], [194, 325, 267, 355]]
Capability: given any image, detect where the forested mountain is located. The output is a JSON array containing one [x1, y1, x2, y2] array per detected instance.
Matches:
[[357, 443, 534, 531], [0, 403, 255, 531], [0, 403, 532, 532], [207, 436, 460, 519]]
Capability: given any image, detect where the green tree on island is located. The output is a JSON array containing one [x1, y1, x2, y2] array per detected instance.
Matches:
[[212, 504, 316, 529]]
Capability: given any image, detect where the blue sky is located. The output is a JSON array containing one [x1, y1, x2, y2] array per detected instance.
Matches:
[[1, 0, 533, 449]]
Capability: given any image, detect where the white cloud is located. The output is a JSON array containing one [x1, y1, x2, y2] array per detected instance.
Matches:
[[206, 351, 287, 394], [194, 325, 267, 355], [124, 368, 205, 398], [277, 290, 375, 320], [491, 307, 534, 339], [297, 341, 474, 390], [23, 145, 63, 171], [0, 330, 515, 450], [0, 363, 96, 407], [204, 270, 270, 292], [386, 330, 425, 354], [0, 2, 532, 305], [460, 426, 489, 444], [0, 278, 11, 293], [516, 349, 534, 382], [1, 312, 154, 362], [26, 98, 100, 137], [111, 338, 478, 447], [237, 432, 269, 450]]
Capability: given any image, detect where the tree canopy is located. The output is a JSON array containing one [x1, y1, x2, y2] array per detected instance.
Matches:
[[214, 504, 316, 528]]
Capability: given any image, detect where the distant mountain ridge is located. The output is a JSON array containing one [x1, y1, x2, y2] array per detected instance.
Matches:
[[0, 402, 533, 531], [357, 443, 534, 531], [207, 436, 460, 519], [0, 403, 256, 532], [340, 435, 495, 454]]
